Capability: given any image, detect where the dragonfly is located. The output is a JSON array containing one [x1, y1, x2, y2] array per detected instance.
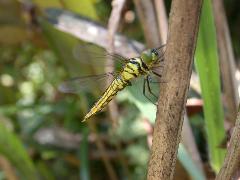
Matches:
[[59, 44, 165, 122]]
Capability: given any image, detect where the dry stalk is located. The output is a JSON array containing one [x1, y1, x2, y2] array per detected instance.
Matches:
[[153, 0, 168, 44], [106, 0, 131, 178], [216, 105, 240, 179], [154, 0, 204, 174], [106, 0, 126, 125], [133, 0, 161, 47], [88, 121, 118, 180], [147, 0, 203, 179]]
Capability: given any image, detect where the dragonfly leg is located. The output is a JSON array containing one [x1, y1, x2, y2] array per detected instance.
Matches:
[[152, 71, 162, 78], [148, 76, 168, 84], [146, 76, 158, 99], [143, 78, 158, 106], [152, 65, 164, 68], [150, 71, 168, 83]]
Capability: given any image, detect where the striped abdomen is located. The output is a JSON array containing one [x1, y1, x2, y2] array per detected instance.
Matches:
[[82, 78, 127, 121], [82, 57, 149, 121]]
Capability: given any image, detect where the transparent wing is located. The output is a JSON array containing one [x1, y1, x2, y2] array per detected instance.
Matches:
[[58, 72, 115, 93], [72, 43, 128, 68]]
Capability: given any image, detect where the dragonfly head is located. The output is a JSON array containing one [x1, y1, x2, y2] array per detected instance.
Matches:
[[140, 48, 161, 64]]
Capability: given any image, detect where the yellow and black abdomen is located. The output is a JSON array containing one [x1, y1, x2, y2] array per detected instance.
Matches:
[[82, 58, 149, 121], [82, 77, 127, 121]]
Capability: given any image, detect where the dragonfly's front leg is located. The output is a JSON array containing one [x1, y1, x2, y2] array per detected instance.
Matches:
[[146, 76, 158, 99], [143, 77, 158, 106], [148, 72, 168, 84]]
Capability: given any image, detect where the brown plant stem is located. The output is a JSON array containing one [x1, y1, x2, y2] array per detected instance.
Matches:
[[216, 105, 240, 179], [133, 0, 161, 47], [154, 1, 204, 173], [88, 120, 118, 180], [147, 0, 203, 179], [106, 0, 126, 125], [154, 0, 168, 44], [0, 156, 18, 180], [79, 96, 118, 180], [58, 0, 67, 8], [106, 0, 131, 178]]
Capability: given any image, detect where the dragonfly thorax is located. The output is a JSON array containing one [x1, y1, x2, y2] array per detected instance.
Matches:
[[120, 57, 149, 85]]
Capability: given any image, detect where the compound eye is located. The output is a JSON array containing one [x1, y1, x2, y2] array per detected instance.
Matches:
[[152, 49, 158, 56]]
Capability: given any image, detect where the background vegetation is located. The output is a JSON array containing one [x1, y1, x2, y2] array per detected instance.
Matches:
[[0, 0, 239, 179]]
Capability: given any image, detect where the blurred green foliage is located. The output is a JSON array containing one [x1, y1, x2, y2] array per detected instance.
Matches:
[[0, 0, 239, 179]]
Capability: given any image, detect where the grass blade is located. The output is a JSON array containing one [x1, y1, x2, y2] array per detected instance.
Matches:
[[0, 122, 37, 179], [79, 127, 90, 180], [178, 144, 205, 180], [195, 0, 226, 172]]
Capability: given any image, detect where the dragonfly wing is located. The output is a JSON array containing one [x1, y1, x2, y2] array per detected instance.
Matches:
[[72, 43, 128, 68], [58, 72, 115, 93]]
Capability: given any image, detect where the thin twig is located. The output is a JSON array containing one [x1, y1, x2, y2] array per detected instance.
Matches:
[[133, 0, 161, 47], [147, 0, 203, 179], [79, 96, 118, 180], [88, 121, 118, 180], [106, 1, 131, 179], [216, 105, 240, 179], [58, 0, 67, 8], [0, 156, 18, 180], [212, 0, 239, 124], [106, 0, 126, 126], [154, 0, 168, 44]]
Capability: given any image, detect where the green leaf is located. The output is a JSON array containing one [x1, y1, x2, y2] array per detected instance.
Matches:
[[34, 0, 98, 20], [61, 0, 98, 20], [117, 79, 157, 123], [0, 122, 37, 180], [115, 105, 147, 141], [79, 127, 90, 180], [178, 144, 205, 180], [195, 0, 226, 172]]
